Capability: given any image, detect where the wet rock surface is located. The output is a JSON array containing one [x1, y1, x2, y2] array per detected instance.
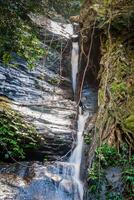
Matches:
[[0, 15, 99, 199], [0, 73, 98, 200], [0, 161, 80, 200], [0, 17, 76, 162], [0, 75, 98, 200], [0, 18, 78, 199], [30, 15, 73, 40], [105, 167, 123, 192], [0, 59, 76, 161]]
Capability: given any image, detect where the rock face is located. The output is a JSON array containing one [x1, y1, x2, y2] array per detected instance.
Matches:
[[0, 161, 78, 200], [0, 59, 76, 161], [105, 167, 123, 192], [79, 1, 134, 199], [0, 82, 98, 200], [0, 18, 80, 200], [0, 13, 99, 199], [0, 18, 76, 161]]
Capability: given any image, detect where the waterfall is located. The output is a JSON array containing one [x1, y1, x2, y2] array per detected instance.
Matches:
[[69, 107, 89, 200], [71, 36, 79, 93], [70, 33, 89, 200], [0, 20, 98, 200]]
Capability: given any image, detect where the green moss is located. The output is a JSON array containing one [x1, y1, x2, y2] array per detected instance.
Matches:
[[124, 114, 134, 132], [48, 77, 60, 85], [95, 38, 134, 147], [98, 88, 105, 105], [111, 82, 127, 94]]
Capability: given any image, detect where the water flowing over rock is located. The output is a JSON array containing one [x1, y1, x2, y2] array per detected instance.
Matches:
[[0, 82, 98, 200], [0, 18, 98, 200], [71, 37, 79, 93], [0, 162, 76, 200]]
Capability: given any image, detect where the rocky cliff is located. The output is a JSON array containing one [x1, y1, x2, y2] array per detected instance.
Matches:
[[79, 0, 134, 199]]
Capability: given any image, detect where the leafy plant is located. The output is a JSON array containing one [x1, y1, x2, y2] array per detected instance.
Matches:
[[88, 143, 134, 199], [88, 162, 104, 194], [0, 100, 41, 160], [84, 133, 92, 144], [106, 192, 123, 200], [123, 167, 134, 199], [16, 24, 45, 68], [96, 144, 118, 167], [0, 0, 46, 67]]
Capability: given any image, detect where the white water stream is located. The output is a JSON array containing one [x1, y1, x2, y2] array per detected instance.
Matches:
[[71, 39, 79, 93], [70, 34, 89, 200], [69, 107, 89, 200]]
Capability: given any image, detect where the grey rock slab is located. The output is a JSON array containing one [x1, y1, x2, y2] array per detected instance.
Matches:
[[105, 167, 123, 191], [0, 162, 81, 200], [0, 53, 76, 161], [0, 74, 6, 80]]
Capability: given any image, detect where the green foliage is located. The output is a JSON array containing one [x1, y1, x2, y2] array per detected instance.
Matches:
[[122, 155, 134, 199], [0, 0, 46, 67], [48, 76, 60, 85], [84, 134, 91, 144], [111, 82, 127, 95], [16, 24, 44, 68], [47, 0, 81, 18], [88, 144, 134, 198], [123, 171, 134, 198], [88, 144, 117, 195], [96, 144, 118, 167], [123, 168, 134, 186], [0, 100, 40, 160], [88, 161, 104, 194], [106, 192, 123, 200], [0, 0, 81, 67]]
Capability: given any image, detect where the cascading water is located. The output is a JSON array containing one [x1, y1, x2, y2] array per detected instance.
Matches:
[[70, 32, 89, 200], [69, 107, 89, 200], [48, 30, 89, 200], [0, 21, 99, 200], [46, 32, 98, 200], [71, 36, 79, 93]]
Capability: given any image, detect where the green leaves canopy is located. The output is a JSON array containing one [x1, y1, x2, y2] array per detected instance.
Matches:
[[0, 0, 47, 67]]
